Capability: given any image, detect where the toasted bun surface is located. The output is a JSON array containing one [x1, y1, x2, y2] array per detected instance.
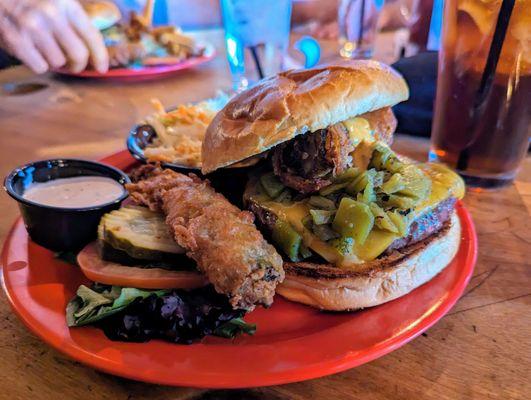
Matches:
[[202, 61, 409, 173], [276, 213, 461, 311], [83, 0, 121, 30]]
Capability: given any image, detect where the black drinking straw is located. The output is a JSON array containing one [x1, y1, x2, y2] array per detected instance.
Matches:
[[249, 46, 265, 80], [456, 0, 516, 171], [357, 0, 366, 50]]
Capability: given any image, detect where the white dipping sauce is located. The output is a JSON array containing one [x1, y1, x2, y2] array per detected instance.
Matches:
[[23, 176, 124, 208]]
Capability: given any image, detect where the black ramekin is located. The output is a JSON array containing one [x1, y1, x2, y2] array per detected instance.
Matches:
[[127, 123, 266, 207], [4, 159, 131, 252]]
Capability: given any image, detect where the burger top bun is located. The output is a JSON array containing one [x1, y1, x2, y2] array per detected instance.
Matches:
[[201, 60, 409, 174]]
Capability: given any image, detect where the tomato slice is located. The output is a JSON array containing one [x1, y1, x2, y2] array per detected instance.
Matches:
[[77, 242, 208, 289]]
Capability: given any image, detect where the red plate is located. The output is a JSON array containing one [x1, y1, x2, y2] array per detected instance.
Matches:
[[53, 44, 215, 81], [1, 151, 477, 388]]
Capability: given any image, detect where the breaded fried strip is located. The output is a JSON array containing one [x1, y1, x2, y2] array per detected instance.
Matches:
[[126, 167, 284, 311]]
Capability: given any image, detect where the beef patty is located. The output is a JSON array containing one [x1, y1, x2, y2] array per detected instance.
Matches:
[[247, 195, 457, 258], [385, 197, 456, 253], [270, 108, 397, 194]]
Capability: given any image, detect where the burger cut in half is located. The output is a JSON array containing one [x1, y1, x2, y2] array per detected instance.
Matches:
[[202, 61, 465, 311]]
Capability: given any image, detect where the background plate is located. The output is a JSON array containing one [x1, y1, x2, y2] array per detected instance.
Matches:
[[53, 44, 215, 81], [0, 150, 477, 388]]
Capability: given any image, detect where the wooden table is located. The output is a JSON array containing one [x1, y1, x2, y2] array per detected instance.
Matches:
[[0, 31, 530, 400]]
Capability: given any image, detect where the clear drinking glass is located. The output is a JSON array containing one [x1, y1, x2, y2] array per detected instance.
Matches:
[[338, 0, 385, 59], [429, 0, 530, 188], [220, 0, 293, 91]]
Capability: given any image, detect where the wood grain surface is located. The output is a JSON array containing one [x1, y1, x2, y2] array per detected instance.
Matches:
[[0, 31, 529, 400]]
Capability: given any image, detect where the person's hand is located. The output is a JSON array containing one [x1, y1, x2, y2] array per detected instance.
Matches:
[[0, 0, 108, 74], [307, 21, 339, 40]]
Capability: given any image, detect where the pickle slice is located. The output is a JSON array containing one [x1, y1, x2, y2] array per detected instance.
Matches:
[[312, 224, 340, 241], [307, 196, 336, 211], [381, 173, 406, 194], [346, 169, 377, 195], [99, 206, 184, 260], [369, 203, 399, 233], [310, 209, 335, 225], [381, 194, 416, 209], [374, 170, 385, 188], [332, 198, 375, 245], [396, 165, 431, 201], [272, 219, 302, 262], [319, 181, 350, 196], [329, 237, 355, 256], [361, 180, 376, 203], [387, 211, 409, 236], [335, 167, 361, 183], [275, 189, 292, 204], [260, 172, 285, 198], [384, 155, 404, 173], [370, 143, 394, 170]]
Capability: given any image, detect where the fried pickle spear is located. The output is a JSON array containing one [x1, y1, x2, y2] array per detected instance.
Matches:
[[126, 166, 284, 311]]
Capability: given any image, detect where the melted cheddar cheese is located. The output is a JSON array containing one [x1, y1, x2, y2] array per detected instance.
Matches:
[[253, 163, 464, 269], [341, 117, 377, 171], [342, 117, 374, 145]]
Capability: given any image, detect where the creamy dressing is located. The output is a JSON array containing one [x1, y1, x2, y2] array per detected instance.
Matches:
[[23, 176, 124, 208]]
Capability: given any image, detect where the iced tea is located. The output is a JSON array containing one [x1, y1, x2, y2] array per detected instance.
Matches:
[[430, 0, 530, 187]]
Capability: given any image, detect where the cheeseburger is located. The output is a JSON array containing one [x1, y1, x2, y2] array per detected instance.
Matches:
[[202, 61, 465, 311]]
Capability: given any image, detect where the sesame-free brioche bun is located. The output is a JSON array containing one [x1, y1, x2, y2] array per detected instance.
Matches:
[[276, 213, 461, 311], [82, 0, 121, 31], [201, 61, 409, 174]]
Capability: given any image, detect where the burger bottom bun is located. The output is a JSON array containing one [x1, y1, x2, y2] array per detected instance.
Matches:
[[276, 213, 461, 311]]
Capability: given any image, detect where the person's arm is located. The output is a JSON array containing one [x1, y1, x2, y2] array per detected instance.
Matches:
[[292, 0, 338, 26], [0, 0, 108, 73]]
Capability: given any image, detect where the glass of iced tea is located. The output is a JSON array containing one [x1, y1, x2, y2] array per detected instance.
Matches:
[[430, 0, 530, 188]]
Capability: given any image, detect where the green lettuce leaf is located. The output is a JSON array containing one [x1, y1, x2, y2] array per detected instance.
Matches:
[[66, 285, 256, 340], [213, 318, 256, 338], [66, 285, 167, 327]]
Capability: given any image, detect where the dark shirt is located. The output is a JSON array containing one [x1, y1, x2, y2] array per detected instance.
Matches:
[[0, 49, 19, 69]]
